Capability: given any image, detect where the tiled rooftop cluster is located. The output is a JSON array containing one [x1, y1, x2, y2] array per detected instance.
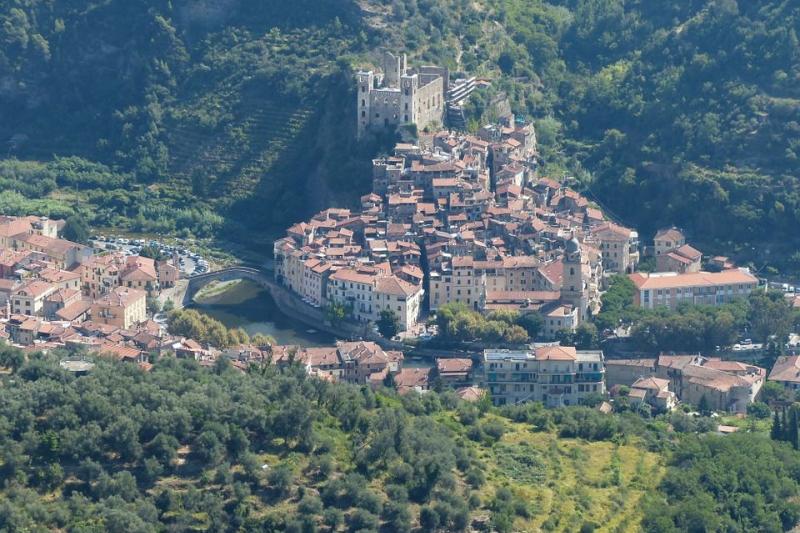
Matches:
[[275, 118, 642, 337], [0, 215, 179, 361]]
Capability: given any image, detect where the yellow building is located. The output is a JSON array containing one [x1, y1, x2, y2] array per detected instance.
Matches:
[[91, 287, 147, 329]]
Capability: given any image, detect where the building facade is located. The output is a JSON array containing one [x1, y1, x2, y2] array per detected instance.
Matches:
[[590, 222, 639, 274], [483, 346, 605, 407], [90, 287, 147, 329], [629, 269, 759, 310]]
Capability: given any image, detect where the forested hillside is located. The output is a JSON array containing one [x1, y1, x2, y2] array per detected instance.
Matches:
[[0, 351, 662, 532], [0, 0, 389, 248], [2, 350, 800, 531], [1, 0, 799, 266]]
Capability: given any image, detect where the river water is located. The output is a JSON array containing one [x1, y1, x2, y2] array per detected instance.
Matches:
[[189, 280, 433, 368], [188, 279, 335, 346]]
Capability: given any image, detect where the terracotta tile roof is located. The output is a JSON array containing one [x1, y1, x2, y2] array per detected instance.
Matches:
[[535, 345, 577, 361], [337, 341, 388, 365], [456, 386, 484, 402], [14, 280, 56, 298], [655, 227, 684, 242], [631, 376, 670, 391], [770, 356, 800, 383], [394, 367, 431, 392], [46, 288, 80, 303], [664, 251, 693, 265], [629, 270, 758, 290], [436, 358, 473, 374], [303, 347, 340, 367], [97, 342, 142, 361], [539, 260, 564, 287], [673, 244, 702, 261], [94, 286, 146, 307], [121, 256, 157, 282], [591, 221, 632, 240], [330, 268, 379, 285]]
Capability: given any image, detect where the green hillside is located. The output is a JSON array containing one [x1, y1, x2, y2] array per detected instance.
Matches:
[[1, 0, 799, 267], [3, 349, 800, 531], [0, 0, 385, 248], [0, 350, 661, 532]]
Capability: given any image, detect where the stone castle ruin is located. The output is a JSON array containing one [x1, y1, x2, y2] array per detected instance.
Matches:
[[356, 51, 449, 138]]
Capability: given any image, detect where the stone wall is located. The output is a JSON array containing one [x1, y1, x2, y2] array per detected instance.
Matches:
[[413, 77, 445, 132]]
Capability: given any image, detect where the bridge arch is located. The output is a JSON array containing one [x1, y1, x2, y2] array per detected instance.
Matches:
[[183, 267, 271, 307]]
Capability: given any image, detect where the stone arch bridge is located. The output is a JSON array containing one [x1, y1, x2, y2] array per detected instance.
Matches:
[[183, 266, 273, 307], [183, 266, 368, 339]]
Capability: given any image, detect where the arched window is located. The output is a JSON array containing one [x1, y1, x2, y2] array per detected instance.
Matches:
[[570, 267, 575, 276]]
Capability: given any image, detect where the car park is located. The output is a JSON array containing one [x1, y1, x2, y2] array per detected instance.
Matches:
[[90, 235, 207, 276]]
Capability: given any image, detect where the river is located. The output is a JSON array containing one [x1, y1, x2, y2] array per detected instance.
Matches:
[[188, 279, 336, 346], [189, 279, 434, 368]]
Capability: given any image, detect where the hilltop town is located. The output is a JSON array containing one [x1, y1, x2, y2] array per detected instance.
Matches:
[[2, 3, 800, 526], [266, 52, 800, 415], [0, 53, 796, 422]]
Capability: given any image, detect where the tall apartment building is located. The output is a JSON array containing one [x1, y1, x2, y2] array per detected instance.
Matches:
[[429, 256, 549, 312], [11, 280, 57, 316], [357, 51, 448, 137], [90, 286, 147, 329], [483, 346, 605, 407], [628, 269, 759, 310]]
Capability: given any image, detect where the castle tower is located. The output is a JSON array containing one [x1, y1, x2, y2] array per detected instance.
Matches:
[[356, 70, 374, 138], [400, 73, 418, 125], [382, 51, 403, 88], [561, 237, 588, 322]]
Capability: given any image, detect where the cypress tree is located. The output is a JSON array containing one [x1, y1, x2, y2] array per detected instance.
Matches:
[[771, 410, 782, 441], [698, 394, 711, 415], [783, 408, 790, 441], [790, 408, 799, 450]]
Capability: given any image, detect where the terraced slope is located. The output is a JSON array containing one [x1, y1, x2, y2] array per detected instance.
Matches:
[[166, 98, 315, 206]]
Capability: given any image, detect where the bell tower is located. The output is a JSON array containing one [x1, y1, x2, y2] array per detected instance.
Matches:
[[561, 237, 588, 322]]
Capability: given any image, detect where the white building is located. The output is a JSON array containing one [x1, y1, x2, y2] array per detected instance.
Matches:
[[483, 345, 605, 407], [329, 267, 423, 332]]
